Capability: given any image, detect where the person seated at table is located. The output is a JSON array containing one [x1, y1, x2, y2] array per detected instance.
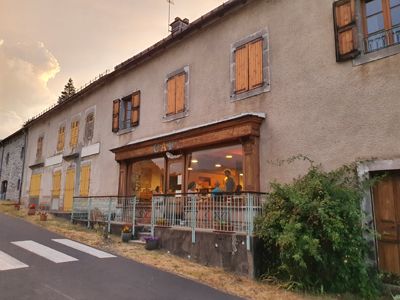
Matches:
[[235, 184, 243, 194], [153, 186, 162, 195], [211, 181, 222, 198], [187, 181, 197, 193]]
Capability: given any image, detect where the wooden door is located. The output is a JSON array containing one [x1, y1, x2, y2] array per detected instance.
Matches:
[[373, 171, 400, 274], [64, 169, 75, 211]]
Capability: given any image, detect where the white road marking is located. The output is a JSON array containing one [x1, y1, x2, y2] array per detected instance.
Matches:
[[52, 239, 116, 258], [0, 250, 28, 271], [11, 240, 78, 263]]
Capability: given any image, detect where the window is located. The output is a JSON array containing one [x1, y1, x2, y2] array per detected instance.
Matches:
[[17, 179, 21, 191], [52, 171, 61, 197], [231, 31, 269, 101], [5, 153, 9, 165], [20, 147, 24, 160], [70, 120, 79, 148], [362, 0, 400, 52], [85, 113, 95, 141], [111, 91, 140, 133], [79, 165, 91, 196], [36, 136, 43, 159], [57, 125, 65, 152], [166, 72, 186, 116], [29, 173, 42, 197]]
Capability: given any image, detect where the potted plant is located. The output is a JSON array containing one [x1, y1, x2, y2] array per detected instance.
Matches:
[[39, 211, 48, 221], [121, 225, 132, 243], [27, 204, 36, 216], [144, 236, 159, 250]]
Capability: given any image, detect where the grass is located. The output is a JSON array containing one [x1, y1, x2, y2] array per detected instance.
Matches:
[[0, 200, 334, 300]]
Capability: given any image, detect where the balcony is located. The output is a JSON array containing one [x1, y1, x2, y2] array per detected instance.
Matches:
[[364, 24, 400, 53]]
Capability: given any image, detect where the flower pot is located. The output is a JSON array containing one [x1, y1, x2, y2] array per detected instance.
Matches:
[[27, 208, 36, 216], [40, 214, 47, 221], [145, 239, 159, 250], [121, 232, 131, 243]]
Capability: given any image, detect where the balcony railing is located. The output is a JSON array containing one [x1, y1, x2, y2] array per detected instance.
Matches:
[[364, 24, 400, 53]]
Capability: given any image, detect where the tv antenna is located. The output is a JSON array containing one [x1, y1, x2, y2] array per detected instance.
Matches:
[[167, 0, 174, 33]]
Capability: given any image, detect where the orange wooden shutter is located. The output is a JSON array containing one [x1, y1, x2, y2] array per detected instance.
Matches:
[[80, 165, 91, 197], [235, 44, 249, 93], [249, 39, 263, 89], [333, 0, 360, 62], [131, 93, 140, 126], [175, 73, 185, 113], [52, 171, 61, 197], [112, 99, 120, 132], [167, 78, 176, 115]]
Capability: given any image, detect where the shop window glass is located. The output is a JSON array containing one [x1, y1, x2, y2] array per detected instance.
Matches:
[[187, 145, 244, 193]]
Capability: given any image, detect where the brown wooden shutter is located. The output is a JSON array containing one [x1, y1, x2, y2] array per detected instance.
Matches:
[[131, 92, 140, 126], [112, 99, 120, 132], [167, 78, 176, 115], [249, 39, 263, 89], [175, 73, 185, 113], [235, 44, 249, 93], [333, 0, 360, 62]]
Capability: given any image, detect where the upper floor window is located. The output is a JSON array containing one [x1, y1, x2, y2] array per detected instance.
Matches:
[[362, 0, 400, 52], [230, 31, 270, 101], [57, 125, 65, 152], [70, 120, 79, 148], [5, 153, 9, 165], [112, 91, 140, 133], [36, 136, 43, 159], [20, 147, 24, 160], [85, 113, 95, 141], [166, 72, 186, 116], [333, 0, 400, 62]]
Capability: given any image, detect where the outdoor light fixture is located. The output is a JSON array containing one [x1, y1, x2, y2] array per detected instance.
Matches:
[[188, 167, 193, 171], [215, 164, 222, 168], [225, 155, 233, 159], [240, 173, 243, 176], [191, 159, 198, 163]]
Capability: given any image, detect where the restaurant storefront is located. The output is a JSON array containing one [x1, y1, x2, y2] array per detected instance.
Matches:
[[111, 114, 265, 200]]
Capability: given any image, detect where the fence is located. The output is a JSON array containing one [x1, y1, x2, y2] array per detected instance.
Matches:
[[71, 196, 136, 234], [71, 193, 267, 250], [364, 24, 400, 53]]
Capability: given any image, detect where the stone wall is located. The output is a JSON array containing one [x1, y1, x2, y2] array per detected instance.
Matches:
[[154, 227, 256, 277], [0, 131, 26, 201]]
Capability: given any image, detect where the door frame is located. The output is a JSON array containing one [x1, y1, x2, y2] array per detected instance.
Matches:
[[358, 159, 400, 270]]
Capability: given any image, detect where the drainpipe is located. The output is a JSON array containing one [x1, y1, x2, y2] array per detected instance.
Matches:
[[18, 129, 28, 205], [0, 140, 4, 199]]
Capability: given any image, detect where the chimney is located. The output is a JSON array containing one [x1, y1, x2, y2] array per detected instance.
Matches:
[[170, 17, 189, 34]]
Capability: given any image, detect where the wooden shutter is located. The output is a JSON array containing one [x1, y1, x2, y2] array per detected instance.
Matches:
[[167, 78, 176, 115], [52, 171, 61, 197], [70, 121, 79, 147], [57, 127, 65, 152], [80, 165, 91, 197], [235, 44, 249, 93], [131, 93, 140, 126], [249, 39, 263, 89], [175, 73, 185, 113], [333, 0, 360, 62], [29, 174, 42, 197], [112, 99, 120, 132]]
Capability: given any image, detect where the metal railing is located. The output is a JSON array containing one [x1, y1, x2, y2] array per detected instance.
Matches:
[[71, 196, 136, 234], [151, 192, 267, 249], [364, 24, 400, 53], [71, 193, 267, 250]]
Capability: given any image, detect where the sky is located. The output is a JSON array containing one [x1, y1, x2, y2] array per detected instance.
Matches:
[[0, 0, 224, 139]]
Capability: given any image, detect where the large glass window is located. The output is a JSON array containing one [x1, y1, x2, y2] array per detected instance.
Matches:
[[129, 158, 165, 200], [168, 157, 184, 194], [187, 145, 244, 193]]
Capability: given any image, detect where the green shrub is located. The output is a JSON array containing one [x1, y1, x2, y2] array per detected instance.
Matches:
[[255, 163, 381, 298]]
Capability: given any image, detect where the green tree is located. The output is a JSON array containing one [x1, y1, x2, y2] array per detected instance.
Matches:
[[58, 78, 76, 103]]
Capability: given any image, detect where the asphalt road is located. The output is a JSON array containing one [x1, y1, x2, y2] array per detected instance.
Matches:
[[0, 213, 242, 300]]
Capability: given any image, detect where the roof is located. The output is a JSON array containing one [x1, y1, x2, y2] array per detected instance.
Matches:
[[0, 127, 25, 146], [23, 0, 253, 127]]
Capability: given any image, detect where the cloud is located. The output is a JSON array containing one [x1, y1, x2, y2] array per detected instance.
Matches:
[[0, 39, 60, 139]]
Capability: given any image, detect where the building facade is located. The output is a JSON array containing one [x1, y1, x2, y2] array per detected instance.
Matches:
[[0, 129, 27, 201], [19, 0, 400, 274]]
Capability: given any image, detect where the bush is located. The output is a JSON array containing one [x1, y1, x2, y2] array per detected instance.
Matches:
[[255, 163, 381, 298]]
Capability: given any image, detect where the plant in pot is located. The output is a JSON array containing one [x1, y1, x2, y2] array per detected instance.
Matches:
[[144, 236, 159, 250], [121, 225, 132, 243], [27, 204, 36, 216], [39, 211, 48, 221]]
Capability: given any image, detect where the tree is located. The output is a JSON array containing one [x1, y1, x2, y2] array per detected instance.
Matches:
[[58, 78, 76, 103]]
